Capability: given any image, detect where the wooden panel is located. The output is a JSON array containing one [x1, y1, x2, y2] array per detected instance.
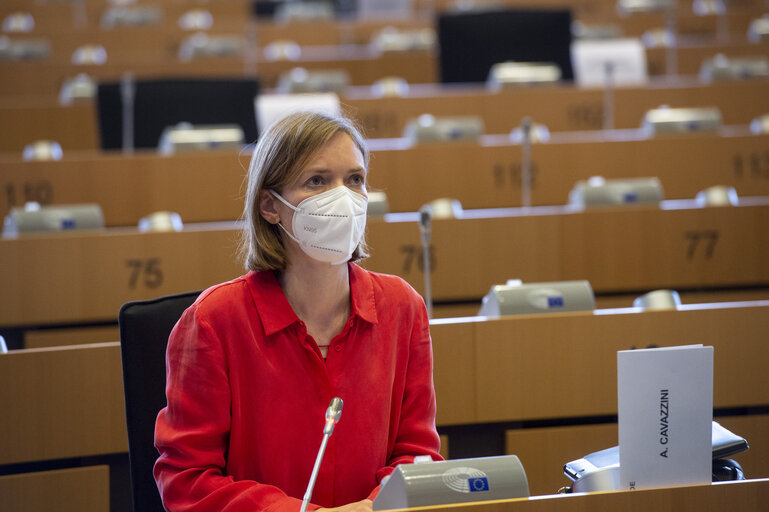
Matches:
[[2, 203, 767, 327], [0, 149, 250, 226], [5, 130, 768, 224], [347, 79, 769, 137], [432, 321, 477, 426], [504, 415, 769, 497], [367, 132, 769, 212], [24, 325, 119, 349], [591, 288, 769, 310], [383, 478, 769, 511], [432, 288, 769, 318], [440, 434, 450, 461], [0, 342, 127, 465], [430, 303, 769, 425], [647, 40, 769, 76], [0, 100, 99, 154], [4, 77, 769, 151], [2, 36, 769, 96], [0, 47, 436, 97], [505, 423, 618, 496], [0, 225, 243, 326], [364, 203, 769, 300], [0, 466, 110, 512]]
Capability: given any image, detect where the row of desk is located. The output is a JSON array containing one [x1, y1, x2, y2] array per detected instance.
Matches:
[[2, 128, 768, 223], [0, 0, 766, 34], [2, 37, 769, 97], [1, 9, 764, 53], [3, 3, 767, 510], [2, 302, 767, 500], [0, 0, 765, 21], [3, 76, 769, 152], [1, 199, 767, 329]]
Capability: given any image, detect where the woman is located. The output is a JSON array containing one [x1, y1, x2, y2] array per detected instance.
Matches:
[[154, 112, 442, 512]]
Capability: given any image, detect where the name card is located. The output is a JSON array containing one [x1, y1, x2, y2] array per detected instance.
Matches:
[[617, 345, 713, 490], [571, 39, 648, 87]]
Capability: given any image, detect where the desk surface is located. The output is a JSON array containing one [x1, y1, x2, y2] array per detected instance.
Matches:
[[395, 478, 769, 512]]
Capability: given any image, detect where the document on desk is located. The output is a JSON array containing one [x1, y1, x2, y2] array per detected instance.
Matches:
[[617, 344, 713, 491]]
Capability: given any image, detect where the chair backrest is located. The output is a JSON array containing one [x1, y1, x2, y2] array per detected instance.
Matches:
[[118, 290, 201, 512]]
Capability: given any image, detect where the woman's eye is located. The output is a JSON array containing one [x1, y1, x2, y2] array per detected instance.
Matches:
[[307, 176, 324, 186], [349, 174, 365, 186]]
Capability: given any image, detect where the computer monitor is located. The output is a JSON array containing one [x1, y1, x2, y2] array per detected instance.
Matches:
[[96, 78, 260, 150], [437, 8, 574, 84]]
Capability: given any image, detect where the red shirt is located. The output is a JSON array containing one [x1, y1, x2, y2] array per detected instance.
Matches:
[[154, 263, 442, 512]]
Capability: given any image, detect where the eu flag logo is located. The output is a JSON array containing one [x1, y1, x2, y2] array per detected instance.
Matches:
[[468, 477, 489, 492], [547, 296, 564, 307]]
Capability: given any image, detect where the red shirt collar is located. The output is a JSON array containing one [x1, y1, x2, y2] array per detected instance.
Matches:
[[246, 263, 378, 336]]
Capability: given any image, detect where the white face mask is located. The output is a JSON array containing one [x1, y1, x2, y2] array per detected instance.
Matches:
[[271, 186, 368, 265]]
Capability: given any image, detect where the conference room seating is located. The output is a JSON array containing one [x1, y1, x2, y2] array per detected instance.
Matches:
[[428, 304, 769, 494], [2, 37, 768, 97], [4, 75, 769, 152], [1, 199, 767, 344], [3, 2, 769, 510], [2, 128, 768, 225], [2, 300, 767, 506]]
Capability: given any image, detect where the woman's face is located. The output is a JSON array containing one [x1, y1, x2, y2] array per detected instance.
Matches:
[[259, 131, 368, 261], [279, 131, 367, 209]]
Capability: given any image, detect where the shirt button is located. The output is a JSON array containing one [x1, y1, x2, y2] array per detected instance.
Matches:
[[334, 345, 342, 352]]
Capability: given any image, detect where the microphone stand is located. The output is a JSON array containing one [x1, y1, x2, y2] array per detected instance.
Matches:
[[418, 205, 433, 319], [300, 398, 343, 512]]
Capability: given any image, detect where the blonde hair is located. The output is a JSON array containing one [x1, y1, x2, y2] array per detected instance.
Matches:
[[241, 111, 370, 271]]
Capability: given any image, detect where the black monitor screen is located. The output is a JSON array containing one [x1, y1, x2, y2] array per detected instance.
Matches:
[[437, 8, 574, 84], [96, 78, 260, 150]]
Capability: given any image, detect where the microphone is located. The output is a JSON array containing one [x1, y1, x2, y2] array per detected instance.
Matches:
[[300, 398, 344, 512], [418, 205, 433, 318]]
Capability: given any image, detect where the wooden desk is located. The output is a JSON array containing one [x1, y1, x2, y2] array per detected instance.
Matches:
[[0, 466, 110, 512], [400, 478, 769, 512], [0, 0, 251, 32], [505, 414, 769, 495], [647, 39, 769, 75], [366, 130, 769, 212], [3, 76, 769, 152], [0, 342, 127, 465], [346, 77, 769, 138], [0, 45, 437, 97], [2, 303, 767, 504], [430, 304, 769, 493], [2, 37, 769, 97], [366, 201, 769, 301], [430, 303, 769, 424], [3, 130, 768, 223], [1, 201, 767, 328]]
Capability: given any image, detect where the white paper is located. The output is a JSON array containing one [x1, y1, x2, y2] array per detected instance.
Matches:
[[571, 38, 648, 87], [256, 92, 341, 133], [617, 344, 713, 490]]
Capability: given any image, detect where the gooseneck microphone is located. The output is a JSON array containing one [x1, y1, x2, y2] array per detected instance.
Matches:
[[300, 398, 344, 512], [418, 205, 433, 318]]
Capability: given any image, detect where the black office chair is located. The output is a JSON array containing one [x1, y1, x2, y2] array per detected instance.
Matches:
[[119, 290, 201, 512]]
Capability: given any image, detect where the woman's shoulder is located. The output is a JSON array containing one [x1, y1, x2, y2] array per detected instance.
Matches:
[[352, 264, 424, 307], [188, 272, 260, 318]]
